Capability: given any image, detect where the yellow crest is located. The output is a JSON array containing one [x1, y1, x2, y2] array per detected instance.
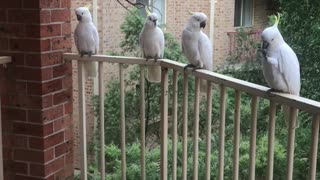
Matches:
[[274, 12, 281, 26], [187, 10, 194, 15], [145, 6, 152, 16], [84, 4, 91, 10]]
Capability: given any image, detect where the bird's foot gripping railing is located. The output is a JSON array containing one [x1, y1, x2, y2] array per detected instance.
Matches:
[[63, 53, 320, 180], [0, 56, 12, 180]]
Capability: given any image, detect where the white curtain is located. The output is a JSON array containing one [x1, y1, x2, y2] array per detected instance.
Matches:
[[242, 0, 253, 26]]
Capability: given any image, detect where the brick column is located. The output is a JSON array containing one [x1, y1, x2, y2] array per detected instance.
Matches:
[[0, 0, 73, 179]]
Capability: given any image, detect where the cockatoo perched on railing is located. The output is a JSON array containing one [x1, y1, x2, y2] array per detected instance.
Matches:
[[182, 11, 213, 93], [139, 6, 165, 83], [260, 13, 301, 127], [74, 4, 99, 78]]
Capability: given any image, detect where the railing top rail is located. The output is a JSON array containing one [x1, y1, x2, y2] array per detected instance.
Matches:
[[64, 53, 160, 65], [64, 53, 320, 114], [0, 56, 12, 65]]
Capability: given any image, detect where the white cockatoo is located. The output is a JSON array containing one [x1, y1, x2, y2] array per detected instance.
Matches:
[[260, 14, 301, 127], [182, 11, 213, 93], [74, 5, 99, 78], [139, 7, 165, 83]]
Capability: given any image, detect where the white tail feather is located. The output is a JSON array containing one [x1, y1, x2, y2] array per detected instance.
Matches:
[[283, 105, 299, 128], [200, 79, 207, 93], [84, 61, 97, 79], [146, 66, 161, 83]]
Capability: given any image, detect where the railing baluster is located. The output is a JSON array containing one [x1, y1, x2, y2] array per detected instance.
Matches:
[[160, 67, 169, 180], [309, 114, 320, 180], [193, 77, 200, 180], [205, 81, 213, 180], [172, 70, 178, 180], [119, 64, 126, 180], [286, 107, 298, 180], [182, 72, 189, 180], [218, 85, 227, 180], [233, 90, 241, 180], [78, 61, 88, 180], [99, 62, 105, 180], [140, 66, 146, 180], [138, 66, 146, 179], [267, 101, 276, 180], [249, 96, 258, 180]]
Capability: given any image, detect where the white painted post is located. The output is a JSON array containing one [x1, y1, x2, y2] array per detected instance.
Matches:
[[98, 62, 105, 180], [172, 70, 178, 180], [78, 61, 88, 180], [218, 85, 226, 180], [182, 73, 189, 180], [160, 67, 169, 180], [119, 64, 126, 180], [140, 66, 146, 180]]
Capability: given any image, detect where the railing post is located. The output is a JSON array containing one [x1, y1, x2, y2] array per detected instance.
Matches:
[[309, 114, 320, 180], [98, 62, 105, 180], [119, 64, 126, 180], [78, 61, 88, 180], [172, 70, 178, 180], [249, 96, 258, 180], [193, 77, 200, 180], [218, 85, 227, 180], [233, 90, 241, 180], [267, 101, 276, 180], [182, 72, 189, 180], [140, 66, 146, 180], [286, 107, 298, 180], [160, 67, 169, 180], [205, 81, 213, 180]]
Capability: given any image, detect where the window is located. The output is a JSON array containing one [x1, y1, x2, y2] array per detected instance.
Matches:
[[137, 0, 166, 25], [234, 0, 253, 27], [150, 0, 166, 25]]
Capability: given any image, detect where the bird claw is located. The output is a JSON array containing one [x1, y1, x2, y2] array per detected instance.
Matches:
[[258, 48, 267, 58], [80, 51, 93, 57], [145, 56, 152, 61], [184, 64, 202, 72], [267, 88, 283, 94], [184, 64, 195, 71]]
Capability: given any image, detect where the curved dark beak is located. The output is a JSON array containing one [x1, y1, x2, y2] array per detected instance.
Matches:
[[262, 41, 269, 49], [77, 14, 82, 21], [200, 21, 206, 29], [153, 20, 157, 27]]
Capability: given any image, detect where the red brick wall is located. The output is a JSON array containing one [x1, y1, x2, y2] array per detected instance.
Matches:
[[0, 0, 73, 179]]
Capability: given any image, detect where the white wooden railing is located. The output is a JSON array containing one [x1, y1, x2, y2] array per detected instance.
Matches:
[[63, 53, 320, 180], [0, 56, 12, 180]]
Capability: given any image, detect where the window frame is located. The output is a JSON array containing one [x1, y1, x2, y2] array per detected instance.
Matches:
[[150, 0, 166, 25], [234, 0, 254, 28]]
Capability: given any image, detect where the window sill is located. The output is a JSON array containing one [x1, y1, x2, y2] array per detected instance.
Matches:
[[234, 25, 254, 29]]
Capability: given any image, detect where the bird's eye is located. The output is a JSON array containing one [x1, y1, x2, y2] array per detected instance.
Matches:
[[82, 13, 84, 15], [271, 38, 274, 41]]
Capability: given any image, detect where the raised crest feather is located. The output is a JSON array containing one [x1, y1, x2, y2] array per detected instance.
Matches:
[[145, 6, 151, 16], [84, 4, 91, 10], [273, 12, 281, 26]]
